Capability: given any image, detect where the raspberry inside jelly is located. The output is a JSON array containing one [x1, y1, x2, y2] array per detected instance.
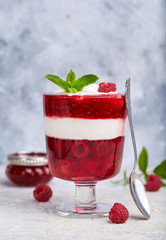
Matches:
[[46, 136, 124, 181]]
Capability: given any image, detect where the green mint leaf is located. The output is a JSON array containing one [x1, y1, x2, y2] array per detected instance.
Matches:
[[45, 71, 99, 93], [68, 88, 77, 93], [162, 181, 166, 187], [138, 147, 148, 173], [45, 74, 67, 92], [72, 74, 99, 91], [66, 69, 76, 87], [153, 160, 166, 179]]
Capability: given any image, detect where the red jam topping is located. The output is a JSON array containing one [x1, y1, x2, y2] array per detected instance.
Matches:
[[43, 93, 127, 119]]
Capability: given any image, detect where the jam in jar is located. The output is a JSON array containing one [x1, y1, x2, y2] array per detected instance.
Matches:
[[6, 152, 53, 186]]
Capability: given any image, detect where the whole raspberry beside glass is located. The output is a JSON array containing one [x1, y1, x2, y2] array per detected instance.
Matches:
[[98, 82, 116, 93], [33, 184, 53, 202], [109, 203, 129, 224], [144, 174, 162, 191]]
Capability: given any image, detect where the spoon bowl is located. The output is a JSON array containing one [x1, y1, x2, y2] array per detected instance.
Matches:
[[129, 173, 150, 219]]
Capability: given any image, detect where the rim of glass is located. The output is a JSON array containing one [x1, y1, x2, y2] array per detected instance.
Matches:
[[43, 92, 125, 97]]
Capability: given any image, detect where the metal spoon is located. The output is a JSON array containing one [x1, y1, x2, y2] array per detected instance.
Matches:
[[125, 79, 150, 220]]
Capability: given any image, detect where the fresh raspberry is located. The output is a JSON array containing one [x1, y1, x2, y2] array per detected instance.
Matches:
[[144, 174, 162, 191], [98, 82, 116, 93], [109, 203, 129, 224], [33, 184, 52, 202], [92, 140, 110, 158], [71, 141, 90, 159]]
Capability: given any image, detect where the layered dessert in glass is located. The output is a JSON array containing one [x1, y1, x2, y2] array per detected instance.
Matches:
[[43, 82, 127, 217]]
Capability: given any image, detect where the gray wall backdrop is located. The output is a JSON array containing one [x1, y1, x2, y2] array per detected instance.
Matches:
[[0, 0, 166, 168]]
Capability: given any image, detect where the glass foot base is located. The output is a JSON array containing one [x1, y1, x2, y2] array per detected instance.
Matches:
[[55, 202, 112, 218]]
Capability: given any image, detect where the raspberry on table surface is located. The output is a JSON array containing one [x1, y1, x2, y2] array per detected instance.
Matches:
[[109, 203, 129, 224], [144, 174, 162, 192], [33, 184, 53, 202]]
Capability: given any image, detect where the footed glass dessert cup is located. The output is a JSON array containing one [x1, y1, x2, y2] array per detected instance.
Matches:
[[43, 92, 127, 217]]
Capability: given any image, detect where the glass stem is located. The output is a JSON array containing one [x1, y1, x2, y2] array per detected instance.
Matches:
[[75, 182, 97, 210]]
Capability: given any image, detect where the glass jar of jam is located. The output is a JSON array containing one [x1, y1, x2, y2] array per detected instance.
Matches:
[[6, 152, 53, 186]]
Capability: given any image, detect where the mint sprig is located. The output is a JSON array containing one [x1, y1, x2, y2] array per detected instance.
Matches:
[[45, 70, 99, 93], [138, 148, 166, 183], [153, 160, 166, 179], [111, 147, 166, 187]]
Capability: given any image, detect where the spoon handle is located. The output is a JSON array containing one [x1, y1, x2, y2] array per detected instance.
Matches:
[[125, 79, 138, 171]]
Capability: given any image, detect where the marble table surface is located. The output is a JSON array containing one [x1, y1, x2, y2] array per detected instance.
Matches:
[[0, 166, 166, 240]]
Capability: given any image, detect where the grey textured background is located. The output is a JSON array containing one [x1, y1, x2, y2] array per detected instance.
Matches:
[[0, 0, 166, 168]]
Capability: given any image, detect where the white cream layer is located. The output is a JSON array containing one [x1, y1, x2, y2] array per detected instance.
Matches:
[[47, 84, 121, 96], [44, 117, 126, 140]]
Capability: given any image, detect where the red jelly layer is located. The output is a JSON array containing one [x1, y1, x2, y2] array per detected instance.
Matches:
[[43, 93, 127, 119], [6, 165, 53, 186], [46, 136, 124, 182]]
